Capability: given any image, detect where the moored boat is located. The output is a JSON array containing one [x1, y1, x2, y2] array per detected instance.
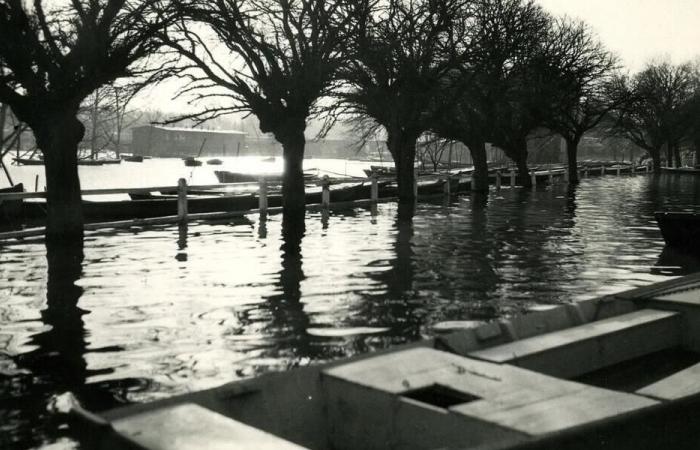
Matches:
[[121, 155, 144, 162], [183, 157, 203, 167], [65, 273, 700, 450], [206, 158, 224, 165], [214, 170, 319, 184], [655, 212, 700, 255], [12, 157, 43, 165]]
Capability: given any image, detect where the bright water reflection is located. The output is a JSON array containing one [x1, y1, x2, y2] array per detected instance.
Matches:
[[1, 173, 699, 448]]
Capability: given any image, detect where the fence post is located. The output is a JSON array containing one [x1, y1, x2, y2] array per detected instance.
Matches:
[[616, 167, 621, 176], [258, 176, 268, 213], [177, 178, 188, 224], [510, 169, 516, 187], [600, 165, 605, 176], [322, 175, 330, 209], [444, 175, 451, 196], [531, 170, 537, 189], [495, 171, 501, 190], [371, 174, 379, 202], [413, 169, 418, 198]]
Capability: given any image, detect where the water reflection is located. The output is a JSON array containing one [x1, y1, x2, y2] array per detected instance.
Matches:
[[8, 240, 87, 447]]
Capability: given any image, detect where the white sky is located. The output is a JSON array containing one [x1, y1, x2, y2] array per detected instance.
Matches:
[[536, 0, 700, 71]]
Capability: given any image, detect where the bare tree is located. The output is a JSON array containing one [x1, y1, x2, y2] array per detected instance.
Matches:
[[0, 1, 179, 241], [161, 0, 360, 213], [544, 18, 620, 183], [336, 0, 468, 203], [610, 61, 697, 172]]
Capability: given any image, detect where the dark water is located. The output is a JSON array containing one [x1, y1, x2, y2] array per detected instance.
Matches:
[[1, 174, 700, 449]]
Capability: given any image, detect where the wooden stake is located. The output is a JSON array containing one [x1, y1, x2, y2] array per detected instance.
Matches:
[[258, 177, 268, 213], [177, 178, 188, 224], [371, 175, 378, 202], [322, 175, 330, 209]]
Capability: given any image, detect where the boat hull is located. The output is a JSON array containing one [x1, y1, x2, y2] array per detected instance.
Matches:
[[655, 212, 700, 255]]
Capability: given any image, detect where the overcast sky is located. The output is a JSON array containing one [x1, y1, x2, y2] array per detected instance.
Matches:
[[536, 0, 700, 71]]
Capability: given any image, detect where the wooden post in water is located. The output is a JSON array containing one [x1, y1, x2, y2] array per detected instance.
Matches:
[[371, 175, 379, 202], [584, 167, 589, 178], [616, 167, 621, 176], [600, 165, 605, 176], [322, 175, 331, 209], [413, 169, 418, 198], [510, 169, 516, 187], [495, 171, 501, 190], [258, 177, 268, 213], [531, 170, 537, 189], [444, 175, 451, 196], [548, 169, 553, 185], [177, 178, 188, 224]]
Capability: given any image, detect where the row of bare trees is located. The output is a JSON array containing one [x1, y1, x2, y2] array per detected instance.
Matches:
[[1, 0, 699, 244]]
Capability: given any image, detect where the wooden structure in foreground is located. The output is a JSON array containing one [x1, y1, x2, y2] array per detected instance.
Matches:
[[66, 273, 700, 449]]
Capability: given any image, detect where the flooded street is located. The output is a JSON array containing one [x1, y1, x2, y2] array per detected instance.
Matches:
[[1, 171, 699, 448]]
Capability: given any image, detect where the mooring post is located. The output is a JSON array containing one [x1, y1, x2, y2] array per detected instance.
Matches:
[[616, 167, 621, 176], [413, 169, 419, 198], [600, 165, 605, 176], [322, 175, 330, 209], [531, 170, 537, 189], [371, 174, 379, 203], [444, 175, 452, 196], [510, 169, 516, 187], [177, 178, 188, 224], [258, 176, 268, 213], [548, 169, 553, 185], [495, 171, 501, 190]]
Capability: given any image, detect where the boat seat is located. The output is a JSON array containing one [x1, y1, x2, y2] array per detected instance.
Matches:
[[637, 361, 700, 400], [468, 309, 682, 378], [111, 403, 307, 450]]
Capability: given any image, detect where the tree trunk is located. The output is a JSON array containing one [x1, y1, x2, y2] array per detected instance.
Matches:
[[33, 114, 86, 242], [566, 137, 580, 184], [279, 130, 306, 213], [467, 139, 489, 192], [650, 147, 662, 173], [387, 130, 418, 204], [673, 144, 681, 168]]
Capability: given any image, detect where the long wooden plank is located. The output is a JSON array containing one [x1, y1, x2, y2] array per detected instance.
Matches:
[[637, 362, 700, 400], [112, 403, 307, 450], [469, 309, 681, 378]]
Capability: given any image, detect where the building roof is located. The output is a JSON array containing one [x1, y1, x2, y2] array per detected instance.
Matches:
[[138, 125, 247, 136]]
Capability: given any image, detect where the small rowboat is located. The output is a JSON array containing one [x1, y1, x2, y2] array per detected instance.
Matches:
[[183, 157, 203, 167], [122, 155, 144, 163], [214, 170, 319, 183], [655, 212, 700, 255], [12, 157, 43, 165], [65, 273, 700, 450]]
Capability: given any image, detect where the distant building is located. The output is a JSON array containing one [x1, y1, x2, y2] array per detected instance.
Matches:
[[130, 125, 246, 157]]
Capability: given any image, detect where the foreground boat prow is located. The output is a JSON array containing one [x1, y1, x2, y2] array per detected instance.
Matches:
[[73, 273, 700, 450]]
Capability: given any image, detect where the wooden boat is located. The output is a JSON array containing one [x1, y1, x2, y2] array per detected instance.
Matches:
[[655, 212, 700, 255], [0, 183, 24, 224], [661, 167, 700, 174], [184, 157, 203, 167], [66, 273, 700, 449], [214, 170, 318, 184], [12, 157, 43, 165], [122, 155, 144, 163], [206, 158, 224, 165], [77, 159, 105, 166], [98, 159, 122, 165]]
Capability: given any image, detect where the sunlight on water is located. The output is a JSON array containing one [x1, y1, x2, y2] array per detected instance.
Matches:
[[1, 169, 699, 448]]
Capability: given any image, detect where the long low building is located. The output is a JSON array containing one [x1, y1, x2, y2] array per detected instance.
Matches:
[[131, 125, 246, 157]]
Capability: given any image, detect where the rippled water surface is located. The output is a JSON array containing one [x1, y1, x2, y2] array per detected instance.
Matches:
[[1, 172, 700, 449]]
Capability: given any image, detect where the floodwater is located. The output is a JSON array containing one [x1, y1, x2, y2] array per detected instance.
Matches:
[[1, 161, 700, 448]]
